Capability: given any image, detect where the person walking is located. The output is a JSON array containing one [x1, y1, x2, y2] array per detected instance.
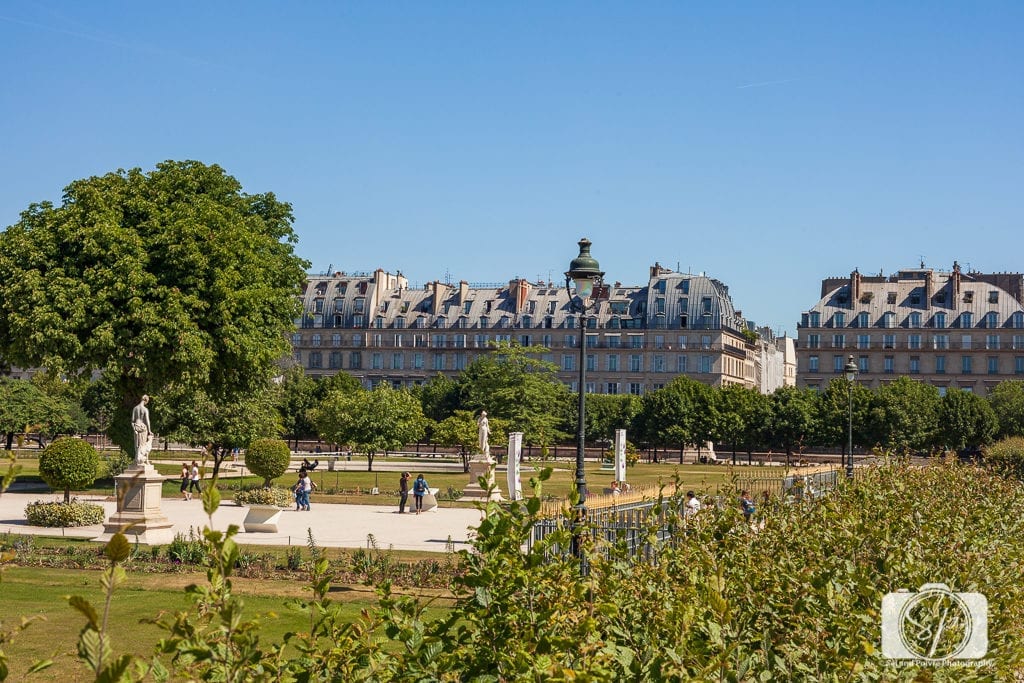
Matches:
[[180, 462, 191, 501], [739, 490, 756, 523], [297, 469, 316, 511], [188, 461, 202, 496], [398, 471, 410, 514], [412, 474, 429, 514], [293, 470, 306, 511], [684, 490, 701, 517]]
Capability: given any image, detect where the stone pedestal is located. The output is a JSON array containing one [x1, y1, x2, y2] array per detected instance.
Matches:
[[94, 464, 174, 545], [460, 456, 503, 502], [242, 505, 283, 533]]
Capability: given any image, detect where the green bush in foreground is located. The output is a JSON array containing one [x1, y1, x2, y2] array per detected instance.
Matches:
[[38, 438, 99, 503], [244, 438, 292, 487], [983, 436, 1024, 480], [26, 461, 1024, 681], [24, 500, 105, 528]]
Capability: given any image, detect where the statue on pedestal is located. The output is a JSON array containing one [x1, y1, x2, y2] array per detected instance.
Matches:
[[132, 395, 153, 465], [477, 411, 491, 459]]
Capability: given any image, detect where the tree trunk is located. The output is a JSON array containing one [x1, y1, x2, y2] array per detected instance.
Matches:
[[64, 486, 70, 504], [4, 431, 12, 450], [366, 451, 375, 472], [785, 445, 792, 467]]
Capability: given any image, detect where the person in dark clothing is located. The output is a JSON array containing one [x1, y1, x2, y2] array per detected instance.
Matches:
[[398, 471, 411, 513], [413, 474, 429, 514]]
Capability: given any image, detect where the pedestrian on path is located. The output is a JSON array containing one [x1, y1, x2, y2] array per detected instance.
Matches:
[[398, 471, 410, 513], [180, 463, 191, 500], [188, 461, 202, 496], [412, 474, 429, 514], [293, 471, 306, 511], [296, 469, 316, 511]]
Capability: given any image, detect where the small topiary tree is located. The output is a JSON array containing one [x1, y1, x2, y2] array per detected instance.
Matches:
[[38, 437, 100, 503], [244, 438, 292, 487]]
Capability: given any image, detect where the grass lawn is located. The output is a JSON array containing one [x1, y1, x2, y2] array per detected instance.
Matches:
[[9, 447, 818, 507], [1, 565, 450, 682]]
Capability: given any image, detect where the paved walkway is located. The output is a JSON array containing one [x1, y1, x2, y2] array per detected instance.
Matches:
[[0, 492, 483, 553]]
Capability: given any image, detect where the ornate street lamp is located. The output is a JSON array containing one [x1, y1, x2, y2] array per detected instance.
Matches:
[[844, 355, 857, 479], [565, 238, 604, 512]]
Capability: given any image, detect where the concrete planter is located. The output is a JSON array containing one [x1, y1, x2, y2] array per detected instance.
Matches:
[[242, 504, 284, 533]]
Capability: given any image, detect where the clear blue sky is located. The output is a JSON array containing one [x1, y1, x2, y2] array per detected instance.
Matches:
[[2, 2, 1021, 335]]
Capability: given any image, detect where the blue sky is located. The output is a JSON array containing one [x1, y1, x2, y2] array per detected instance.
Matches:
[[1, 2, 1021, 335]]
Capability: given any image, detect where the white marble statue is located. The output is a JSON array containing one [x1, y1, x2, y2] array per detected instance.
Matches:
[[477, 410, 490, 458], [132, 395, 153, 465]]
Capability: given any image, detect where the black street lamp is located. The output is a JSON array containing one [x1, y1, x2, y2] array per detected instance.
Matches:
[[565, 237, 604, 510], [844, 355, 857, 479]]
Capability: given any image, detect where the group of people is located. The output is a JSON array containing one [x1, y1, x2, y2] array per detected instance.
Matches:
[[178, 461, 202, 500], [293, 468, 318, 511], [398, 472, 431, 514], [683, 489, 758, 523]]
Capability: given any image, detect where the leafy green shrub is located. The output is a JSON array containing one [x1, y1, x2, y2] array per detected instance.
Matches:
[[243, 438, 291, 486], [983, 436, 1024, 479], [166, 530, 207, 565], [24, 500, 105, 527], [38, 438, 99, 503], [102, 450, 134, 479], [233, 485, 293, 507]]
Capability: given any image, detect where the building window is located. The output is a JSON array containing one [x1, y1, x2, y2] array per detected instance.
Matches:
[[701, 297, 712, 315], [1014, 335, 1024, 350], [985, 311, 999, 329], [832, 334, 845, 348], [701, 335, 712, 350], [883, 334, 895, 349], [311, 334, 321, 347], [392, 353, 403, 370], [961, 356, 972, 374], [935, 355, 945, 374], [629, 354, 642, 372], [677, 355, 688, 372], [808, 311, 820, 327], [858, 356, 869, 373], [453, 334, 466, 348], [607, 355, 619, 372], [908, 312, 921, 328], [331, 333, 341, 347], [961, 312, 973, 329], [562, 355, 575, 371], [934, 312, 946, 329], [908, 334, 922, 350], [962, 335, 972, 350], [629, 382, 642, 395], [989, 290, 999, 304], [607, 335, 621, 348], [834, 312, 846, 328], [413, 353, 424, 369], [1016, 357, 1024, 374], [808, 355, 819, 372], [630, 335, 644, 348], [677, 336, 688, 349], [805, 334, 820, 349], [1012, 312, 1024, 329], [857, 334, 870, 350], [882, 312, 896, 329], [432, 334, 446, 348], [887, 291, 898, 305], [988, 357, 999, 374], [653, 355, 665, 372], [884, 356, 894, 374], [857, 312, 869, 328], [699, 355, 712, 373], [349, 351, 362, 369], [291, 333, 302, 345], [607, 382, 619, 395], [474, 334, 489, 348], [909, 356, 920, 374], [454, 353, 466, 370], [833, 355, 844, 373], [329, 352, 341, 369], [933, 335, 948, 349], [987, 335, 1000, 350], [432, 354, 445, 371], [371, 353, 383, 369]]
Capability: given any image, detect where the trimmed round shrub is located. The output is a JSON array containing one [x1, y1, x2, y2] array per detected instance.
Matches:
[[983, 436, 1024, 480], [25, 499, 105, 527], [234, 485, 293, 507], [39, 437, 100, 502], [244, 438, 292, 486]]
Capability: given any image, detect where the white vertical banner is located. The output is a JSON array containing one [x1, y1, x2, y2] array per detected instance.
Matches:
[[614, 429, 627, 484], [507, 432, 523, 501]]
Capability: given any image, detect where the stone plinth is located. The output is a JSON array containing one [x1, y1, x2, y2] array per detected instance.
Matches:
[[95, 464, 174, 545], [243, 505, 284, 533], [460, 457, 503, 502]]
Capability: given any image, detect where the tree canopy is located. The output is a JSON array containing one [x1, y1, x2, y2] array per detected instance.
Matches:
[[0, 161, 308, 452]]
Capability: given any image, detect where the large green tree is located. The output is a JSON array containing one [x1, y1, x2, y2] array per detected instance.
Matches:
[[816, 377, 874, 457], [0, 161, 308, 454], [632, 376, 706, 463], [867, 377, 941, 453], [0, 378, 74, 450], [277, 366, 318, 449], [766, 386, 819, 465], [937, 388, 998, 451], [458, 342, 570, 445], [312, 384, 426, 471], [989, 381, 1024, 439]]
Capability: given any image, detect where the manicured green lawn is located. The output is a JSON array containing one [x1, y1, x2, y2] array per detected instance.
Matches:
[[1, 565, 447, 682]]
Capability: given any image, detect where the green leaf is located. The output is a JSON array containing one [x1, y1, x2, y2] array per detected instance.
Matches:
[[66, 595, 99, 629], [103, 532, 131, 563]]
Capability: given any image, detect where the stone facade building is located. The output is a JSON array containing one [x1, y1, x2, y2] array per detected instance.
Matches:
[[797, 263, 1024, 396], [290, 263, 792, 395]]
